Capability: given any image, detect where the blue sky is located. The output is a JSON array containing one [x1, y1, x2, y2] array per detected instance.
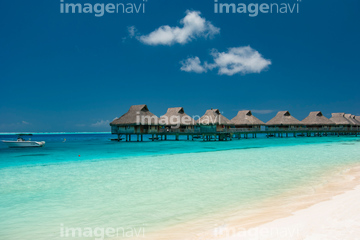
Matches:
[[0, 0, 359, 132]]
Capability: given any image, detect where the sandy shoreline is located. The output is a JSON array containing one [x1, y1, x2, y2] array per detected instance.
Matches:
[[221, 185, 360, 240], [217, 164, 360, 240], [140, 163, 360, 240]]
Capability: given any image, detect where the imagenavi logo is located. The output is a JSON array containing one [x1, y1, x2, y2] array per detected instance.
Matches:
[[214, 0, 301, 17], [60, 0, 147, 17]]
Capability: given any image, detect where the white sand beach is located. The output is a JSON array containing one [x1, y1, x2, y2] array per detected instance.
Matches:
[[221, 179, 360, 240], [139, 164, 360, 240]]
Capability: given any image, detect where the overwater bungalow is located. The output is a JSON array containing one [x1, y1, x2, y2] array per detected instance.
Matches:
[[159, 107, 195, 132], [329, 113, 352, 131], [344, 114, 360, 130], [231, 110, 264, 131], [352, 115, 360, 130], [266, 111, 303, 130], [110, 104, 160, 136], [301, 111, 336, 130], [109, 106, 360, 142], [196, 109, 233, 132]]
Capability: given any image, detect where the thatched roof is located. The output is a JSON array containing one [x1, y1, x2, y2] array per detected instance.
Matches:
[[301, 111, 335, 126], [356, 116, 360, 122], [231, 110, 264, 126], [110, 104, 159, 126], [352, 115, 360, 126], [344, 114, 360, 126], [159, 107, 194, 126], [266, 111, 302, 126], [196, 109, 233, 125], [329, 113, 352, 125]]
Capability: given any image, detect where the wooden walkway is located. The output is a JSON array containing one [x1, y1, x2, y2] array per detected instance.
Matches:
[[112, 129, 360, 142]]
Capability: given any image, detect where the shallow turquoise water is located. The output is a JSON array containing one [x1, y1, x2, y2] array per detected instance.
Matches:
[[0, 134, 360, 239]]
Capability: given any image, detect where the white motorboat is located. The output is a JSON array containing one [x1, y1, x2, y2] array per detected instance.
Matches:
[[2, 135, 45, 148]]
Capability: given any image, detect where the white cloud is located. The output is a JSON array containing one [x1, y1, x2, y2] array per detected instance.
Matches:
[[127, 26, 137, 38], [211, 47, 272, 75], [138, 10, 220, 46], [0, 121, 31, 131], [122, 26, 138, 42], [91, 120, 110, 127], [180, 57, 207, 73], [180, 46, 271, 76]]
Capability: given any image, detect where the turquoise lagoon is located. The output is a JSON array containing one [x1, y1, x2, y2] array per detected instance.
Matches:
[[0, 133, 360, 239]]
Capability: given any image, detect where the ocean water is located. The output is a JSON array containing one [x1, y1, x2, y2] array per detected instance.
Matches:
[[0, 133, 360, 239]]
